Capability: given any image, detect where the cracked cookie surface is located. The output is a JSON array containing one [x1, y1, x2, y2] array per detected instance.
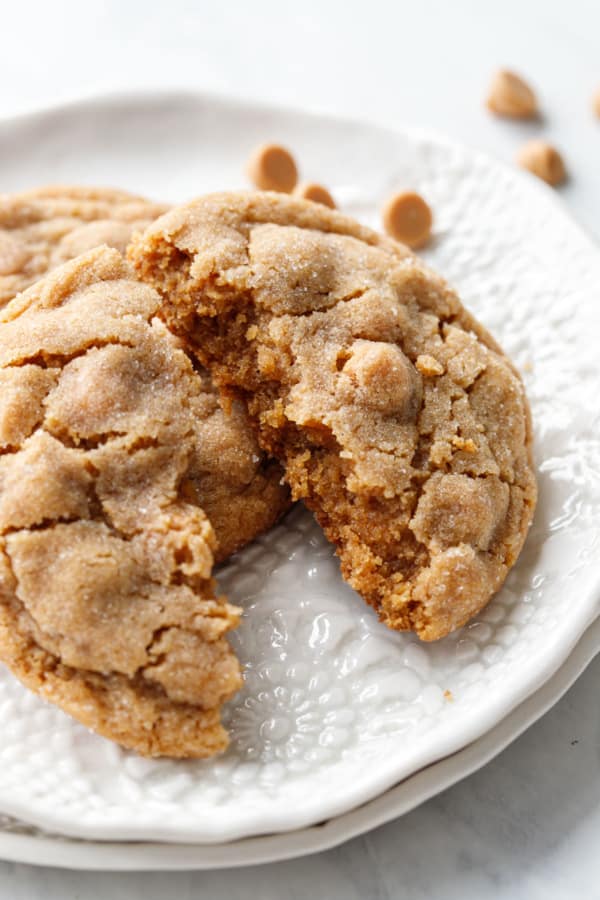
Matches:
[[0, 245, 288, 757], [0, 185, 169, 309], [130, 191, 537, 641], [0, 186, 290, 560]]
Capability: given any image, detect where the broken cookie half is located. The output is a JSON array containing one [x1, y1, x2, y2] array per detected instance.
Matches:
[[0, 246, 285, 757], [129, 191, 537, 642]]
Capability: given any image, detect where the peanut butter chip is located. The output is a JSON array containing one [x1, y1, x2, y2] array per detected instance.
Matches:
[[293, 182, 336, 209], [486, 69, 538, 119], [339, 341, 419, 415], [516, 140, 566, 187], [247, 144, 298, 193], [382, 192, 432, 249]]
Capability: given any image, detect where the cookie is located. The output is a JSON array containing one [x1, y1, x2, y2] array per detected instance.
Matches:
[[129, 191, 537, 642], [0, 186, 290, 559], [0, 245, 291, 757], [0, 185, 168, 308]]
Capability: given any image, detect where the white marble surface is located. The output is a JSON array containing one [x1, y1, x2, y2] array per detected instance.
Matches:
[[0, 0, 599, 896]]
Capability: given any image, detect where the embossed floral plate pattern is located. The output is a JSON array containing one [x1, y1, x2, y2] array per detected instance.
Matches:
[[2, 612, 600, 870], [0, 91, 598, 844]]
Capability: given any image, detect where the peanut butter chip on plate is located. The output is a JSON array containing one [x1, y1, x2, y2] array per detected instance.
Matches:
[[294, 182, 336, 208], [486, 69, 538, 119], [382, 191, 433, 249], [247, 143, 298, 192], [517, 140, 567, 186]]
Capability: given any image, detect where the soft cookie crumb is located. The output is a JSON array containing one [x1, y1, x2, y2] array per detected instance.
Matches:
[[452, 436, 478, 453], [416, 353, 444, 377], [293, 182, 336, 209], [382, 191, 433, 249], [517, 140, 566, 186], [486, 69, 538, 119], [246, 143, 298, 193]]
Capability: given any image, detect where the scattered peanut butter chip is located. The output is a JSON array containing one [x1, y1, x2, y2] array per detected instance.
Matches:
[[415, 353, 444, 377], [486, 69, 538, 119], [382, 191, 433, 249], [246, 143, 298, 193], [443, 689, 454, 702], [593, 89, 600, 118], [516, 140, 567, 186], [293, 182, 336, 209]]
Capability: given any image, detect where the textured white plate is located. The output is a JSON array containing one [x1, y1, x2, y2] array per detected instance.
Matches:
[[1, 612, 600, 871], [0, 91, 599, 845]]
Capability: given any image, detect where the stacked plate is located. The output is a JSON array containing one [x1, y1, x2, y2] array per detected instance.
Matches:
[[0, 92, 598, 870]]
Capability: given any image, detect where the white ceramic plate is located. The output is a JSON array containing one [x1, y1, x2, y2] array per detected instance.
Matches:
[[0, 91, 599, 845], [1, 612, 600, 871]]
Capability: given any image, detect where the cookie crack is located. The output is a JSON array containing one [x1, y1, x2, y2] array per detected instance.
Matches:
[[4, 336, 137, 371], [264, 285, 369, 319], [1, 514, 83, 537], [0, 443, 28, 457]]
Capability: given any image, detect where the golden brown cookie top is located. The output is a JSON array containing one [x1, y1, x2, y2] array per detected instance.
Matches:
[[0, 185, 168, 308], [130, 191, 536, 641], [0, 246, 247, 757]]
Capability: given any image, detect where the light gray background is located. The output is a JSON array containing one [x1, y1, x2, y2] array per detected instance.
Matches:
[[1, 0, 599, 896]]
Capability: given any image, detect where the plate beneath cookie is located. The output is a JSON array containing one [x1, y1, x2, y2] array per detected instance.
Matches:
[[0, 90, 599, 846], [1, 611, 599, 870]]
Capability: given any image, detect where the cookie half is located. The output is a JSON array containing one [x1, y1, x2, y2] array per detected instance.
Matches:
[[129, 191, 537, 642], [0, 245, 288, 757]]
